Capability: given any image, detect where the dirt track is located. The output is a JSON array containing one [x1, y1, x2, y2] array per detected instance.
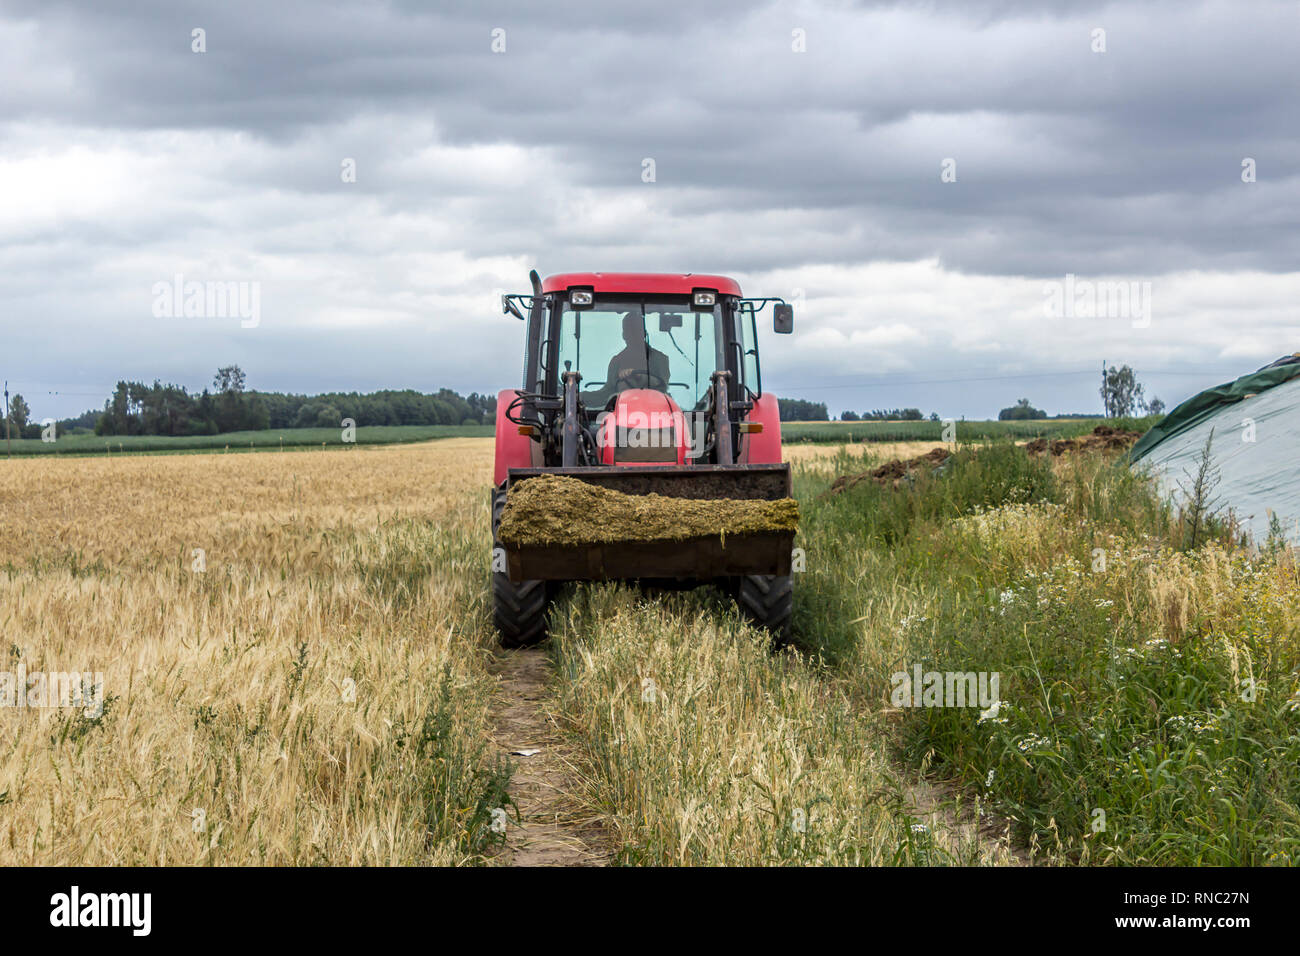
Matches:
[[488, 649, 610, 866], [900, 771, 1028, 866]]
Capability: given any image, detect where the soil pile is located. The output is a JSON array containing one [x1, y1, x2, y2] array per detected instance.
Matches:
[[823, 427, 1144, 498], [1024, 425, 1142, 457], [823, 447, 952, 496]]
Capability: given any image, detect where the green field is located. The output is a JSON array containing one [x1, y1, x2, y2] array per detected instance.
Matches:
[[5, 418, 1159, 457], [781, 417, 1155, 444], [2, 424, 492, 457]]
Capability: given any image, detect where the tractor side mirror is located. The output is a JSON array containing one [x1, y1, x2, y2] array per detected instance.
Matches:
[[502, 295, 525, 321], [773, 303, 794, 334]]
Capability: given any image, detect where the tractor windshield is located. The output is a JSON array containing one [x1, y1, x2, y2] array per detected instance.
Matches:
[[557, 299, 723, 412]]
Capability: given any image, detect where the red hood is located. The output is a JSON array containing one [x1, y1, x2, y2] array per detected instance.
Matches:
[[596, 389, 689, 466]]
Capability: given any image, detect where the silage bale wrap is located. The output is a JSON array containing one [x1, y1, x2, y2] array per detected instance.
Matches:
[[497, 474, 799, 548]]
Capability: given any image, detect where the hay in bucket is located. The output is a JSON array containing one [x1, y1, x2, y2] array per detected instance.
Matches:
[[497, 474, 799, 548]]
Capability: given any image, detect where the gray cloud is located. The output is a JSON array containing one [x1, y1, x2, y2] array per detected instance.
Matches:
[[2, 0, 1298, 421]]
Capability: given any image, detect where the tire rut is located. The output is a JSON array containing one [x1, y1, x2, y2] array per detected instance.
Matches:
[[488, 647, 610, 867]]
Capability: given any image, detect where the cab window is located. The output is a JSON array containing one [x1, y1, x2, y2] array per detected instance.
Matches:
[[735, 306, 761, 396], [557, 301, 722, 411]]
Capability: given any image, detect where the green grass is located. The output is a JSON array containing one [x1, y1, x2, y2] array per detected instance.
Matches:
[[545, 584, 998, 866], [2, 424, 492, 457], [793, 440, 1300, 865], [782, 417, 1157, 444]]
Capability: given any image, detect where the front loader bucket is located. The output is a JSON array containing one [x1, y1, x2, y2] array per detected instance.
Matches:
[[502, 464, 795, 582]]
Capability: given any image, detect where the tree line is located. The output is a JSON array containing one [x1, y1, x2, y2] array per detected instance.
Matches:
[[777, 398, 829, 421], [839, 408, 930, 422], [11, 366, 498, 438], [7, 365, 1168, 441]]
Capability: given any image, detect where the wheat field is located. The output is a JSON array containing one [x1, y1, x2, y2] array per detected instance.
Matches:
[[0, 438, 1014, 867], [0, 440, 507, 865]]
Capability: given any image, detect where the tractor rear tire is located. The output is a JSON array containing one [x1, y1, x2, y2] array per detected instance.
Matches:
[[491, 488, 551, 647], [735, 574, 794, 646]]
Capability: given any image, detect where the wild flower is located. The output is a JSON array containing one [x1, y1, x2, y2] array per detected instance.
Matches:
[[996, 588, 1021, 615], [952, 502, 1068, 543], [1164, 713, 1220, 738], [1016, 733, 1051, 754]]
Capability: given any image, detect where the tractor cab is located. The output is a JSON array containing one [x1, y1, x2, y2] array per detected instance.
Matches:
[[501, 272, 792, 469]]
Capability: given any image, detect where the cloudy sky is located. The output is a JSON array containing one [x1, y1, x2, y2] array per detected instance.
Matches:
[[3, 0, 1297, 422]]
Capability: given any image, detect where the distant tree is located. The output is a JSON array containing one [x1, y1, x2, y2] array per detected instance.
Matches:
[[55, 407, 100, 433], [291, 403, 316, 429], [245, 394, 270, 431], [313, 404, 342, 429], [929, 412, 940, 422], [998, 398, 1047, 421], [96, 381, 136, 435], [212, 365, 262, 431], [7, 393, 30, 432], [857, 407, 926, 421], [778, 398, 829, 421], [466, 391, 497, 424], [1145, 396, 1166, 417], [1101, 365, 1145, 418], [213, 365, 246, 395], [197, 389, 216, 430], [841, 410, 860, 421]]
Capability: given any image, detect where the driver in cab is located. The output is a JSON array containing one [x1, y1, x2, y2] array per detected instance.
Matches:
[[587, 312, 670, 405]]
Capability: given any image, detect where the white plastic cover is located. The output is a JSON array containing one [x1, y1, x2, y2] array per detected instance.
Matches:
[[1134, 378, 1300, 545]]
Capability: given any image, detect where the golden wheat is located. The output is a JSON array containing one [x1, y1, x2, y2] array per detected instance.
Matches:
[[0, 440, 503, 865]]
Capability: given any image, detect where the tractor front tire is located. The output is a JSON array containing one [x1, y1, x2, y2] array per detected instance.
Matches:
[[735, 574, 794, 646], [491, 488, 551, 648]]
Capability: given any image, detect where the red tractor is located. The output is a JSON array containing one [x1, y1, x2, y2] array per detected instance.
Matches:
[[492, 271, 796, 646]]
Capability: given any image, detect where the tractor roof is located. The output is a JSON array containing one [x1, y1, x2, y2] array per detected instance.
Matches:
[[541, 272, 743, 296]]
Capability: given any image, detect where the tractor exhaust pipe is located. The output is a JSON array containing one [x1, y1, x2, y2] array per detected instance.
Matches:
[[561, 368, 582, 467], [711, 369, 733, 465]]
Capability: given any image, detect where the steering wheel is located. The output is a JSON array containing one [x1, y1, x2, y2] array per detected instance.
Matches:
[[618, 368, 667, 391]]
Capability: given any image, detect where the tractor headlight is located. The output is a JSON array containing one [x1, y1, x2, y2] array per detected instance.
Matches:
[[692, 289, 716, 307], [570, 289, 594, 308]]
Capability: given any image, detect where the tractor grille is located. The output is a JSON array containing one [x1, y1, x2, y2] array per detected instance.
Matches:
[[614, 426, 677, 463]]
